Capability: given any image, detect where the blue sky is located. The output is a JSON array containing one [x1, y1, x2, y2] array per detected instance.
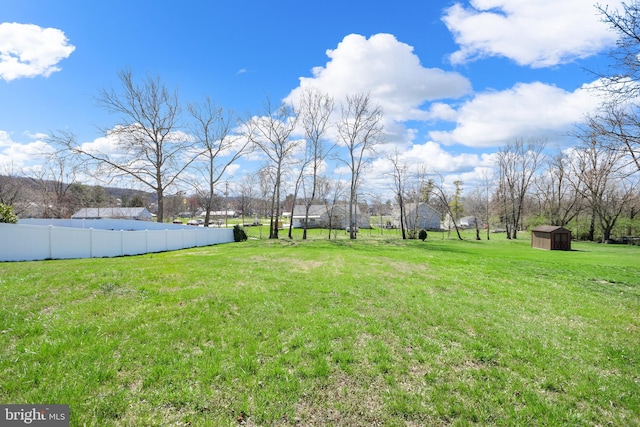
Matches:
[[0, 0, 624, 195]]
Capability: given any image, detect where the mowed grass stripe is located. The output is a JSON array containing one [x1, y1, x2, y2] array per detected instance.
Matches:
[[0, 235, 638, 426]]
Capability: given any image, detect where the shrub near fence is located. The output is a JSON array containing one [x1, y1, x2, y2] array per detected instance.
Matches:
[[1, 220, 234, 262]]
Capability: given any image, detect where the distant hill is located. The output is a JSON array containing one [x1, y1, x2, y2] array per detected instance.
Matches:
[[1, 174, 156, 218]]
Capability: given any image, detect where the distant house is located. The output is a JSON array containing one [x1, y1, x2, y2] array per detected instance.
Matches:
[[71, 207, 153, 221], [288, 204, 370, 229], [459, 216, 478, 229], [531, 226, 572, 251], [392, 203, 441, 230], [199, 210, 237, 219]]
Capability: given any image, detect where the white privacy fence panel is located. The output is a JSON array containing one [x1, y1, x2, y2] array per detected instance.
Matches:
[[146, 229, 168, 253], [9, 224, 51, 261], [122, 231, 148, 256], [92, 229, 122, 258], [1, 221, 234, 262], [50, 226, 91, 259]]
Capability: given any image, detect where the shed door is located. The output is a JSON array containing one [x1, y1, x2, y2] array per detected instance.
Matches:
[[554, 233, 569, 250]]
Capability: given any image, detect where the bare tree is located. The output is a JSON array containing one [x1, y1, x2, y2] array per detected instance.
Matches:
[[0, 163, 23, 211], [30, 133, 83, 218], [299, 88, 335, 240], [496, 138, 546, 238], [585, 102, 640, 174], [336, 93, 384, 239], [427, 174, 463, 240], [464, 187, 485, 240], [248, 98, 300, 239], [480, 168, 494, 240], [451, 180, 464, 226], [239, 172, 257, 225], [318, 176, 345, 240], [595, 2, 640, 100], [286, 160, 307, 239], [187, 97, 250, 227], [588, 3, 640, 173], [368, 193, 387, 234], [533, 150, 582, 226], [256, 166, 274, 220], [568, 135, 638, 242], [388, 150, 408, 239], [63, 70, 195, 222]]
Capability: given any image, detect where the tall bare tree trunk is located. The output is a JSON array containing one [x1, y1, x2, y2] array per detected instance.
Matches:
[[336, 93, 383, 240], [248, 98, 299, 239]]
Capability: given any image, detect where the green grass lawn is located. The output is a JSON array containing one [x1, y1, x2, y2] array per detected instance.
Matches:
[[1, 233, 638, 426]]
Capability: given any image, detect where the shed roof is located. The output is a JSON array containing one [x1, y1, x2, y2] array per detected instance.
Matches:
[[532, 226, 570, 233]]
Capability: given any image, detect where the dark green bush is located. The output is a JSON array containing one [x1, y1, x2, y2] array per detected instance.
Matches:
[[233, 225, 247, 242], [418, 229, 428, 241]]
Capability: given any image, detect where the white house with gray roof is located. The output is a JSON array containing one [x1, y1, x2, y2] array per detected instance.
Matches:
[[392, 203, 441, 230], [287, 204, 370, 229], [71, 207, 153, 221]]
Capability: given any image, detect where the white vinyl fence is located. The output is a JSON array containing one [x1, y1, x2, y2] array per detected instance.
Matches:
[[1, 219, 234, 262]]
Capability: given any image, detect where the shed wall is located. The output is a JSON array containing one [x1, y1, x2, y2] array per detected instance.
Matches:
[[532, 231, 552, 250]]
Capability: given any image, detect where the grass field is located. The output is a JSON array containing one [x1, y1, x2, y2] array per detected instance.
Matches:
[[1, 231, 639, 426]]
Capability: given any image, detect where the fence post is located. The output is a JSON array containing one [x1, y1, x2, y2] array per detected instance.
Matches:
[[48, 225, 53, 259]]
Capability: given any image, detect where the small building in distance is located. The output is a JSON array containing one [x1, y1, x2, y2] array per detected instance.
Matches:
[[393, 203, 441, 231], [459, 216, 478, 229], [199, 210, 237, 219], [288, 204, 370, 230], [531, 226, 572, 251], [71, 207, 153, 221]]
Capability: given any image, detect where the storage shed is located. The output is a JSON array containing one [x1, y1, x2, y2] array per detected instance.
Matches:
[[531, 226, 572, 251]]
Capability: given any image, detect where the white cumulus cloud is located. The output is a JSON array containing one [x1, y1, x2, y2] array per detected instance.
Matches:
[[443, 0, 621, 68], [356, 141, 488, 195], [430, 81, 603, 148], [0, 22, 76, 81], [285, 33, 471, 122], [0, 131, 53, 168]]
